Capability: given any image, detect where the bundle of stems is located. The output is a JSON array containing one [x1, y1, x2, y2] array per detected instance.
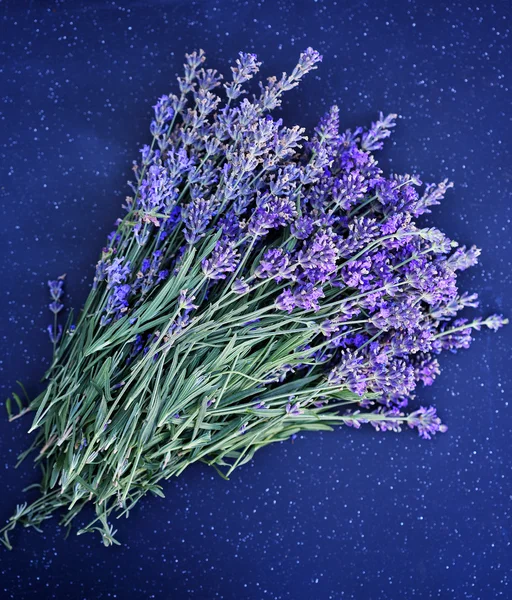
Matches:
[[2, 48, 506, 548]]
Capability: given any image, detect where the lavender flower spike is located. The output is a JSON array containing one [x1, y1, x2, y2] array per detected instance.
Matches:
[[361, 112, 397, 152], [47, 276, 65, 347], [407, 406, 448, 440], [225, 52, 261, 101], [201, 241, 240, 280], [47, 324, 63, 345], [48, 278, 64, 315]]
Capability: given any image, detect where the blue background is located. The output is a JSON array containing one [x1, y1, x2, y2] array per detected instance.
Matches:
[[1, 1, 510, 598]]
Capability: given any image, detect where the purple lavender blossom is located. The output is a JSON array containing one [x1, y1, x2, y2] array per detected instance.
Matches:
[[413, 179, 454, 216], [101, 284, 131, 326], [217, 211, 242, 239], [47, 278, 66, 346], [367, 407, 404, 433], [291, 216, 315, 240], [248, 195, 297, 237], [178, 289, 198, 311], [276, 284, 325, 313], [232, 278, 250, 294], [313, 105, 340, 149], [105, 258, 131, 288], [140, 258, 151, 274], [414, 357, 441, 386], [286, 400, 303, 415], [288, 48, 323, 86], [48, 279, 64, 315], [224, 52, 261, 101], [47, 324, 63, 345], [369, 297, 423, 333], [275, 289, 296, 313], [182, 197, 217, 244], [361, 112, 397, 152], [107, 230, 121, 248], [297, 229, 339, 284], [151, 94, 174, 137], [201, 241, 240, 280], [137, 165, 177, 215], [446, 245, 481, 272], [485, 315, 508, 331], [433, 319, 473, 352], [407, 406, 448, 440], [331, 172, 368, 211], [255, 248, 295, 282]]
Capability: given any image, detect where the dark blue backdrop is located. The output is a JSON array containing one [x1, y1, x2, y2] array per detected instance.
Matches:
[[1, 1, 510, 599]]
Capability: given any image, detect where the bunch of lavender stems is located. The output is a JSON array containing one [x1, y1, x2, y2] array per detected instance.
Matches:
[[2, 48, 506, 549]]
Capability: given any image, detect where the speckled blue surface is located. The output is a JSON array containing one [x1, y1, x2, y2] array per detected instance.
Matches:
[[1, 1, 510, 598]]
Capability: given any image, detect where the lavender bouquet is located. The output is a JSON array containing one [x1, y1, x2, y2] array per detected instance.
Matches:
[[2, 49, 506, 549]]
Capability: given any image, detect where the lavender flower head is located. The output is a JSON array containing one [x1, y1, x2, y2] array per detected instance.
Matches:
[[48, 278, 64, 315], [407, 406, 448, 440], [202, 241, 240, 280], [47, 277, 65, 345]]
